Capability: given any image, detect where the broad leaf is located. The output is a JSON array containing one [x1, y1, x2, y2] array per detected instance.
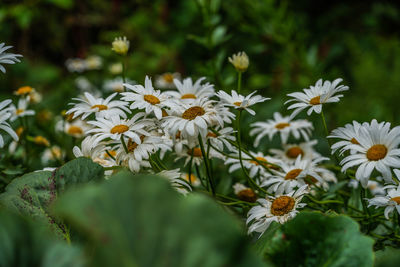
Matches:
[[263, 212, 374, 267], [0, 157, 103, 238], [53, 171, 266, 267], [0, 209, 84, 267]]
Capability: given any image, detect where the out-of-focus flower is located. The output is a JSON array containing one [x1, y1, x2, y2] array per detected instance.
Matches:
[[112, 36, 130, 55], [10, 97, 35, 121], [33, 136, 50, 147], [85, 55, 102, 70], [229, 51, 249, 72], [109, 62, 123, 75], [155, 72, 181, 89], [65, 58, 86, 73]]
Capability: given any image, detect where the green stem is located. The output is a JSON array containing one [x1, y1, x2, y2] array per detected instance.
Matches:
[[198, 136, 215, 196], [237, 71, 242, 94], [106, 150, 116, 161], [120, 136, 129, 154], [122, 55, 127, 84]]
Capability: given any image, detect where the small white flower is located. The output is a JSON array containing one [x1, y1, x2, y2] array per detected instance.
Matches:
[[269, 140, 320, 163], [10, 97, 35, 121], [155, 72, 181, 89], [122, 76, 170, 119], [285, 78, 349, 119], [108, 62, 123, 75], [348, 178, 385, 196], [87, 113, 152, 145], [56, 119, 91, 138], [339, 120, 400, 187], [216, 90, 270, 115], [85, 55, 102, 70], [65, 58, 87, 73], [66, 92, 130, 120], [75, 77, 95, 92], [246, 185, 308, 237], [204, 127, 236, 152], [368, 180, 400, 219], [250, 112, 313, 146], [233, 183, 258, 202], [103, 77, 134, 93], [260, 156, 329, 195], [228, 51, 249, 72], [0, 99, 18, 147], [165, 77, 215, 101], [0, 43, 22, 73], [41, 146, 63, 164]]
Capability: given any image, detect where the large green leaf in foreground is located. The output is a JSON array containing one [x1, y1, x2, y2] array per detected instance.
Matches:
[[53, 171, 266, 267], [0, 209, 84, 267], [257, 212, 374, 267], [0, 157, 103, 237]]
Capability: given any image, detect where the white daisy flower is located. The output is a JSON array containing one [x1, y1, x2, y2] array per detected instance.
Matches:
[[269, 140, 320, 163], [65, 58, 87, 73], [87, 113, 152, 145], [233, 183, 258, 202], [216, 90, 270, 115], [162, 98, 228, 141], [368, 180, 400, 219], [348, 179, 385, 196], [155, 72, 181, 89], [157, 169, 192, 195], [66, 92, 130, 120], [175, 145, 222, 166], [225, 151, 281, 178], [122, 76, 170, 120], [285, 78, 349, 119], [181, 172, 201, 187], [0, 99, 18, 147], [246, 185, 308, 236], [165, 77, 215, 100], [204, 127, 236, 152], [260, 156, 329, 195], [85, 55, 102, 70], [329, 120, 389, 155], [0, 43, 22, 73], [339, 120, 400, 187], [9, 97, 35, 121], [41, 146, 63, 164], [56, 119, 91, 138], [250, 112, 313, 146]]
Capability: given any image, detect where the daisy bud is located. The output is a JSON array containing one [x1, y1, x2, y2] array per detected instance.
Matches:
[[228, 51, 249, 72], [111, 36, 130, 56]]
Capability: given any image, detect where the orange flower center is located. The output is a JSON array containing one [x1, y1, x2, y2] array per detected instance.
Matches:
[[233, 101, 242, 106], [104, 150, 117, 158], [34, 136, 50, 147], [67, 126, 83, 135], [181, 94, 197, 99], [110, 124, 129, 134], [187, 147, 202, 157], [16, 109, 24, 115], [275, 122, 290, 129], [250, 156, 267, 166], [163, 73, 174, 83], [366, 144, 387, 161], [271, 196, 295, 216], [391, 197, 400, 205], [286, 146, 304, 159], [16, 86, 33, 95], [304, 175, 318, 185], [285, 169, 303, 180], [185, 173, 198, 183], [127, 136, 146, 152], [237, 189, 257, 203], [91, 104, 108, 111], [162, 109, 169, 117], [207, 132, 218, 138], [309, 96, 321, 105], [182, 106, 205, 120], [144, 94, 161, 105], [351, 138, 360, 145]]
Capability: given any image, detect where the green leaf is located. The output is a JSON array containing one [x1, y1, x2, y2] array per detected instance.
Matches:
[[0, 158, 104, 238], [264, 212, 374, 267], [53, 171, 266, 267], [0, 209, 84, 267]]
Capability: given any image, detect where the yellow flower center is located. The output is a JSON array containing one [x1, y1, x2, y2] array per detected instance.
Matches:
[[34, 136, 50, 147], [163, 73, 174, 83], [185, 173, 198, 183], [104, 150, 117, 158], [237, 189, 257, 203], [250, 156, 267, 166], [127, 136, 146, 152], [181, 94, 197, 99], [351, 138, 360, 145], [285, 168, 303, 180], [91, 104, 108, 111], [162, 109, 169, 117], [275, 122, 290, 129], [67, 126, 83, 135], [286, 146, 304, 159], [16, 109, 24, 115], [309, 96, 321, 105], [234, 101, 242, 106], [16, 127, 24, 137], [110, 124, 129, 134], [16, 86, 33, 95], [207, 132, 218, 138], [187, 147, 202, 157], [271, 196, 295, 216], [144, 94, 161, 105], [366, 144, 387, 161], [391, 197, 400, 205], [182, 106, 205, 120]]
